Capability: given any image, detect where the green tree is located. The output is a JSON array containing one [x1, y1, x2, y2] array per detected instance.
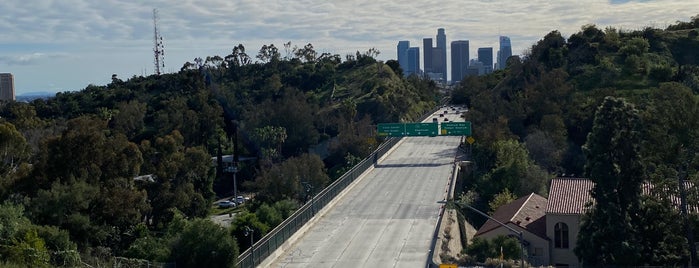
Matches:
[[170, 219, 238, 268], [576, 96, 644, 265], [5, 229, 51, 268], [488, 189, 516, 214], [478, 140, 549, 201], [0, 122, 30, 198], [251, 153, 330, 202], [637, 182, 689, 265], [255, 203, 283, 227], [110, 100, 147, 139], [230, 211, 269, 250]]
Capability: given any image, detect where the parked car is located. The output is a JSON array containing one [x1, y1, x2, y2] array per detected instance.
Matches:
[[217, 200, 236, 208]]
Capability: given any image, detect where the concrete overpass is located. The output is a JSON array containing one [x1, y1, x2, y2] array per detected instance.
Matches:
[[262, 107, 466, 267]]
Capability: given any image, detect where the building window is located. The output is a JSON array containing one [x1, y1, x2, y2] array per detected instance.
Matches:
[[554, 222, 569, 248]]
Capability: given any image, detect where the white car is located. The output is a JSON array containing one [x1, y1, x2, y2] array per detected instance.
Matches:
[[217, 200, 236, 208]]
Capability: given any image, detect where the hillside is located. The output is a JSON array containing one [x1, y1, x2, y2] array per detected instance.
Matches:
[[451, 15, 699, 266], [0, 46, 440, 266]]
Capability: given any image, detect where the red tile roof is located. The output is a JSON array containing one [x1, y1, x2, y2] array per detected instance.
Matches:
[[475, 193, 548, 239], [546, 177, 594, 215], [643, 180, 699, 213]]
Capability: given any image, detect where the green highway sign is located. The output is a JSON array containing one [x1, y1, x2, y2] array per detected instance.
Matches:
[[377, 123, 405, 137], [440, 122, 472, 136], [405, 122, 438, 136], [378, 121, 469, 137]]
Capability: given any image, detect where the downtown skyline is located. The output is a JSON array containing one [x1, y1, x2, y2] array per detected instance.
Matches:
[[2, 0, 699, 95]]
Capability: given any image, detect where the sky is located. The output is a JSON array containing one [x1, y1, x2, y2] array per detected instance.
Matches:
[[1, 0, 698, 95]]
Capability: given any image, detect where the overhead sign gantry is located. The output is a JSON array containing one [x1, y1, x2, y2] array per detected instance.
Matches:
[[377, 121, 471, 137]]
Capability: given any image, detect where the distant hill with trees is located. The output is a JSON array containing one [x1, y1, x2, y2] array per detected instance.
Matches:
[[0, 43, 439, 267], [454, 15, 699, 265]]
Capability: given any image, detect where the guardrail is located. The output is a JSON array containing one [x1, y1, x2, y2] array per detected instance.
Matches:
[[236, 106, 441, 267]]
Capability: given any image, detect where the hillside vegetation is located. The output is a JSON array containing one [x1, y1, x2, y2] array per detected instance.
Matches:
[[454, 15, 699, 266], [0, 44, 438, 267]]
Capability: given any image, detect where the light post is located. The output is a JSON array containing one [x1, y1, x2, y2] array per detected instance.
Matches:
[[301, 181, 315, 214], [244, 226, 254, 265], [457, 202, 526, 267], [232, 164, 238, 204]]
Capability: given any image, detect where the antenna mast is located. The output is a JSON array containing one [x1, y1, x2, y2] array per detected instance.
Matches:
[[153, 8, 165, 75]]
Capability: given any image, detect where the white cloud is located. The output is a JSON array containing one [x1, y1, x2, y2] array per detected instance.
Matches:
[[1, 0, 698, 93], [0, 52, 70, 66]]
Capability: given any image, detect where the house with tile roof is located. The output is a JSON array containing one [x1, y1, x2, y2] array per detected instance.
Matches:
[[545, 177, 593, 267], [474, 178, 593, 267], [473, 193, 551, 266], [475, 177, 696, 267]]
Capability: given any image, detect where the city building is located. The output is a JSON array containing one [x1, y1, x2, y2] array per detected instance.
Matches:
[[397, 40, 410, 74], [423, 38, 433, 75], [0, 73, 15, 101], [497, 36, 512, 70], [405, 47, 421, 76], [423, 28, 448, 84], [450, 40, 469, 84], [477, 47, 493, 74], [435, 28, 447, 83], [467, 59, 484, 76]]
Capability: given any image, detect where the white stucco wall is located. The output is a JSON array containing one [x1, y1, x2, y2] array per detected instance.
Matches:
[[546, 214, 582, 267]]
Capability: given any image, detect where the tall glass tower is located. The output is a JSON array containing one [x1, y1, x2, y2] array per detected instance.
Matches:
[[497, 36, 512, 70], [406, 47, 420, 76], [450, 40, 469, 84], [397, 41, 410, 74], [423, 38, 433, 75], [436, 28, 447, 82], [478, 47, 493, 74]]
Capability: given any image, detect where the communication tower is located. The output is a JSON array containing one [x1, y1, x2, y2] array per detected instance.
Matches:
[[153, 8, 165, 75]]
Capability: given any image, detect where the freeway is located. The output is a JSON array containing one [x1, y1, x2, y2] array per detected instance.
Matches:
[[265, 107, 465, 267]]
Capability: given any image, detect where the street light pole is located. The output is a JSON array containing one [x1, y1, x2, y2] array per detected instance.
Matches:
[[244, 226, 254, 265], [459, 203, 526, 268], [301, 181, 315, 214], [232, 165, 238, 204]]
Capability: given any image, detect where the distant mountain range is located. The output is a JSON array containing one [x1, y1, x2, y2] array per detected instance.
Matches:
[[16, 91, 56, 102]]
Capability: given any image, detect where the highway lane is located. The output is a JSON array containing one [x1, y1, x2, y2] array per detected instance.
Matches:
[[267, 107, 465, 268]]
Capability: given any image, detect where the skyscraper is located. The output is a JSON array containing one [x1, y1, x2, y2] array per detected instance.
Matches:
[[435, 28, 447, 82], [422, 29, 448, 83], [497, 36, 512, 70], [0, 73, 14, 101], [406, 47, 421, 76], [451, 40, 469, 84], [423, 38, 433, 75], [478, 47, 493, 74], [397, 40, 410, 74]]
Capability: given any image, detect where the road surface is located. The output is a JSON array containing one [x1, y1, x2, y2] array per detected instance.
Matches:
[[268, 107, 465, 267]]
